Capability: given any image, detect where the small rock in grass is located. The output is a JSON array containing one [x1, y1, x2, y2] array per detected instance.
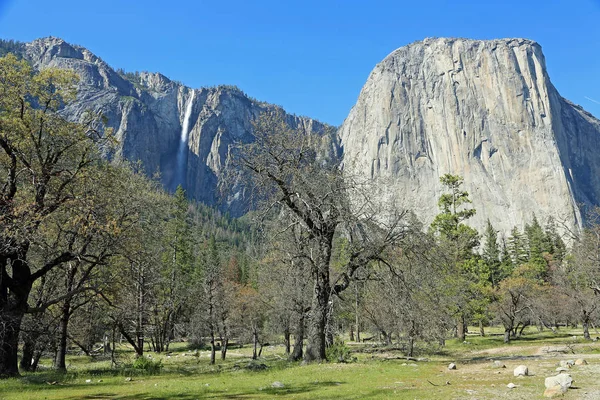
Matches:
[[246, 362, 268, 371], [543, 384, 567, 398], [507, 382, 517, 389], [85, 379, 92, 383], [566, 360, 575, 366], [575, 358, 588, 365], [545, 374, 573, 389], [448, 363, 457, 370], [491, 360, 506, 369], [271, 381, 285, 388], [555, 367, 569, 373], [513, 365, 528, 376], [97, 379, 103, 383], [125, 377, 132, 382], [558, 360, 571, 368]]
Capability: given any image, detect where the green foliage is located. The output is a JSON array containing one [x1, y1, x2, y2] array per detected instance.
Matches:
[[132, 356, 163, 373], [0, 40, 24, 58], [482, 220, 511, 287], [430, 174, 479, 259], [508, 226, 528, 267], [325, 338, 352, 363]]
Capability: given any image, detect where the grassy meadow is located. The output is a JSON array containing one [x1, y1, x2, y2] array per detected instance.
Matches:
[[2, 327, 600, 399]]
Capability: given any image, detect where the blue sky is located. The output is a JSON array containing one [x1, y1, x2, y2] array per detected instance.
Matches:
[[0, 0, 599, 125]]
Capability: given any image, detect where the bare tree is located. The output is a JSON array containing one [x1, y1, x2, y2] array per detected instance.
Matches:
[[227, 110, 410, 362]]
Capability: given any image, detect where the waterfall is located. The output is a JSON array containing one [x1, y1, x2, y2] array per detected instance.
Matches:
[[175, 90, 195, 190]]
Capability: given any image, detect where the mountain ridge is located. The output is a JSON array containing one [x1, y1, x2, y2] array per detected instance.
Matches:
[[0, 36, 335, 216], [3, 36, 599, 236]]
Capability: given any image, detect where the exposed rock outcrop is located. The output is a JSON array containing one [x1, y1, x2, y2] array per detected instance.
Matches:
[[12, 37, 334, 215], [340, 38, 600, 234], [4, 36, 600, 233]]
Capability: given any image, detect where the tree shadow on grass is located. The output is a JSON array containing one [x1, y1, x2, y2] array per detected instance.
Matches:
[[64, 381, 349, 399]]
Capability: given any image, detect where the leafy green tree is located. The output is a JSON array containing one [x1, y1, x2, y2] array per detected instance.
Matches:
[[0, 54, 114, 377]]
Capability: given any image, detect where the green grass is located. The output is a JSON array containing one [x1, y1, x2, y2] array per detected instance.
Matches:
[[1, 327, 599, 399]]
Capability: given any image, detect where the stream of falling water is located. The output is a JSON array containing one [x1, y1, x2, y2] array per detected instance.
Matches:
[[175, 90, 195, 189]]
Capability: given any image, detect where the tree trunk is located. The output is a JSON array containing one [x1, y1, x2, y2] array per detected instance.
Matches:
[[54, 298, 72, 372], [355, 283, 360, 342], [135, 266, 145, 356], [503, 328, 511, 344], [0, 253, 34, 377], [382, 330, 392, 346], [0, 310, 24, 377], [289, 312, 305, 361], [518, 323, 527, 337], [583, 313, 591, 340], [479, 320, 485, 337], [252, 329, 258, 360], [103, 334, 111, 355], [20, 339, 34, 372], [284, 328, 291, 355], [220, 338, 228, 360], [117, 323, 143, 357], [408, 336, 415, 357], [209, 334, 216, 365], [31, 350, 43, 371], [456, 314, 466, 342], [304, 265, 330, 362]]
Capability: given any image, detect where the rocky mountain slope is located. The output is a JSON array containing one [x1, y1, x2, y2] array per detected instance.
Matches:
[[3, 36, 599, 235], [340, 37, 600, 234], [4, 37, 334, 216]]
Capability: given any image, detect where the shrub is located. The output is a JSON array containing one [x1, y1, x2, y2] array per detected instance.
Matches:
[[132, 356, 163, 373], [326, 338, 352, 363]]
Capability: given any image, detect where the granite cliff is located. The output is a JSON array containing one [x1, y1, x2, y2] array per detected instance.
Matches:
[[340, 37, 600, 234], [8, 37, 334, 215], [3, 36, 599, 234]]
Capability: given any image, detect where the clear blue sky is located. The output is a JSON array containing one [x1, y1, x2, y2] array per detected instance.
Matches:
[[1, 0, 599, 125]]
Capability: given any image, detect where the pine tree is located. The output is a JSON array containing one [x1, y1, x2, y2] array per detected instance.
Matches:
[[508, 226, 528, 267], [430, 174, 479, 341], [524, 215, 549, 280], [482, 220, 503, 287], [430, 174, 479, 260]]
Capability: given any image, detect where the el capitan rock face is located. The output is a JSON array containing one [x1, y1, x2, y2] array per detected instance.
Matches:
[[339, 37, 600, 234]]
